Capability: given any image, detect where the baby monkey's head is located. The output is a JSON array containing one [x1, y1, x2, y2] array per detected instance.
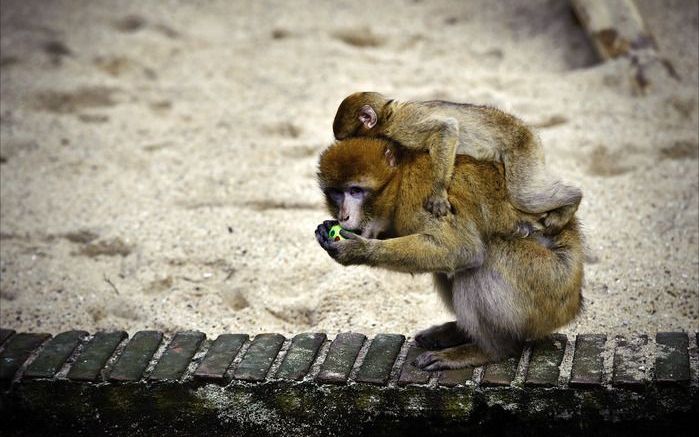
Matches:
[[333, 92, 389, 140]]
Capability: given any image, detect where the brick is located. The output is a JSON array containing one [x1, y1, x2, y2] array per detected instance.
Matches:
[[149, 331, 206, 382], [612, 335, 649, 388], [68, 331, 127, 381], [570, 334, 606, 387], [525, 334, 567, 387], [194, 334, 248, 382], [275, 333, 326, 381], [24, 330, 88, 379], [482, 353, 521, 387], [0, 328, 15, 347], [655, 332, 689, 384], [316, 332, 366, 384], [0, 333, 51, 384], [109, 331, 163, 382], [233, 333, 285, 382], [398, 344, 431, 386], [355, 334, 405, 385], [439, 366, 475, 387]]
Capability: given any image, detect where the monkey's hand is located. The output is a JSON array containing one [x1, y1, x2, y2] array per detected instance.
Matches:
[[315, 221, 373, 266], [424, 189, 452, 217]]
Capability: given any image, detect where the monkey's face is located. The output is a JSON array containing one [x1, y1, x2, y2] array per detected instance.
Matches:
[[324, 185, 371, 233], [318, 137, 397, 237]]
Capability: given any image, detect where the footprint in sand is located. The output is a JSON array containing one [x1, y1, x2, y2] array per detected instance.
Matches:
[[331, 27, 386, 48], [33, 86, 119, 114]]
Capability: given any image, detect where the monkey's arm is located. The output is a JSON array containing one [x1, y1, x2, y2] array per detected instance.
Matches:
[[388, 117, 459, 217], [316, 222, 483, 274]]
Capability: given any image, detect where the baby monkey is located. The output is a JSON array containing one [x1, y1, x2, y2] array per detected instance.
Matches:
[[333, 92, 582, 235]]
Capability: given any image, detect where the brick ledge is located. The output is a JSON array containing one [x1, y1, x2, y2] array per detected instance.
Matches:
[[1, 329, 697, 436]]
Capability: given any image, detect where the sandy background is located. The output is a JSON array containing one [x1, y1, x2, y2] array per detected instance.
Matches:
[[0, 0, 697, 339]]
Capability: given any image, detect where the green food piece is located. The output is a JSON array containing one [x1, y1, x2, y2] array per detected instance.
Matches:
[[329, 225, 346, 241]]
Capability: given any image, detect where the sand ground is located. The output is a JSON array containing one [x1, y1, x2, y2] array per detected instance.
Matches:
[[0, 0, 697, 339]]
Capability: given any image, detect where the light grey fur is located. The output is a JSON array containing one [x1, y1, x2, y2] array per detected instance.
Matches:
[[450, 267, 525, 359]]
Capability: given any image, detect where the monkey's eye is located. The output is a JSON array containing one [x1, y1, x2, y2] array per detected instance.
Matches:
[[348, 186, 364, 198], [327, 188, 343, 204]]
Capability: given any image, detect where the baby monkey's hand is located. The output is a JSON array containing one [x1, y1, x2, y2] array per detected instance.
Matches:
[[424, 189, 452, 217]]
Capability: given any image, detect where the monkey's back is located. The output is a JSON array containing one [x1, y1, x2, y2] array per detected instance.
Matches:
[[397, 151, 584, 339], [418, 99, 540, 160], [486, 220, 584, 338]]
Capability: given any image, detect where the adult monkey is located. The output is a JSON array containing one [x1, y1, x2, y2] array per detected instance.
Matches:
[[315, 137, 583, 369], [332, 92, 582, 236]]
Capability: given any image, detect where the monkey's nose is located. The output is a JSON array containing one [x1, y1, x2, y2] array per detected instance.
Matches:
[[340, 214, 350, 222]]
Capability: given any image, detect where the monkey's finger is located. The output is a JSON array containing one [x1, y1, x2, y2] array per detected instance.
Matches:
[[322, 220, 339, 230], [315, 224, 326, 240], [315, 228, 326, 247], [340, 230, 363, 241], [315, 225, 340, 256], [315, 225, 332, 247], [413, 351, 439, 369], [422, 361, 448, 372]]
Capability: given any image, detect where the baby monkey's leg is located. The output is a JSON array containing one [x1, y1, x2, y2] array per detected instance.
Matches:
[[514, 180, 582, 235]]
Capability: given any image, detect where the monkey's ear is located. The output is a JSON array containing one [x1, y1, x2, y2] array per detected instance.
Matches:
[[358, 105, 378, 129], [384, 147, 397, 167]]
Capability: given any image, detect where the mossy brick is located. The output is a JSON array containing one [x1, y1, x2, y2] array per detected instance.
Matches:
[[194, 334, 248, 382], [148, 331, 206, 382], [0, 328, 15, 347], [316, 332, 366, 384], [67, 331, 127, 381], [482, 352, 521, 387], [525, 334, 567, 387], [439, 366, 475, 387], [24, 330, 88, 379], [355, 334, 405, 385], [0, 333, 51, 383], [612, 335, 649, 388], [109, 331, 163, 382], [398, 344, 431, 386], [233, 333, 285, 382], [570, 334, 606, 388], [275, 333, 326, 381], [655, 332, 689, 384]]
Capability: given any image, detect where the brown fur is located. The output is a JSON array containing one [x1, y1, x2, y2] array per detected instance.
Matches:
[[316, 137, 584, 369], [332, 92, 583, 234]]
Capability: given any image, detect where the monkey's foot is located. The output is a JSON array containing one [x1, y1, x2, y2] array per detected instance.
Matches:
[[514, 220, 544, 238], [414, 321, 471, 350], [424, 193, 451, 217], [413, 344, 490, 371], [542, 204, 577, 235]]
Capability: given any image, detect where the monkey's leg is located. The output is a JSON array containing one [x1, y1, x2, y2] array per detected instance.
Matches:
[[414, 321, 472, 350], [500, 131, 582, 234], [433, 272, 454, 310], [413, 344, 491, 371], [541, 196, 582, 235], [509, 174, 582, 235]]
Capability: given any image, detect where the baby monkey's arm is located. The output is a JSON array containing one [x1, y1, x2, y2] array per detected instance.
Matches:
[[387, 116, 459, 217]]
